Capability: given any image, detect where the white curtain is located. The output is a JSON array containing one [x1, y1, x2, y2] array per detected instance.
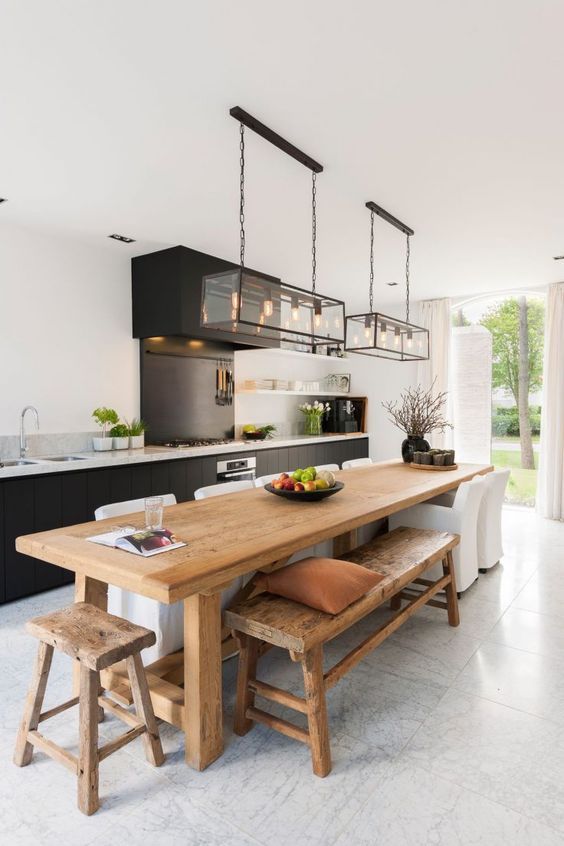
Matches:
[[416, 298, 452, 449], [537, 283, 564, 520]]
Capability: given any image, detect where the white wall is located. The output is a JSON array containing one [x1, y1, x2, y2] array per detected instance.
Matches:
[[0, 223, 139, 435], [234, 347, 417, 462]]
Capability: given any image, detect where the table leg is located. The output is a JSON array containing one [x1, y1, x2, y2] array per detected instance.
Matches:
[[333, 529, 358, 557], [184, 592, 223, 770], [73, 576, 108, 706]]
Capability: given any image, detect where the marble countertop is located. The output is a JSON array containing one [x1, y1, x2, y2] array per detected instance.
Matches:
[[0, 432, 368, 479]]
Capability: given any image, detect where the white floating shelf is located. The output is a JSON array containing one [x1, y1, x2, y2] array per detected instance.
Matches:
[[238, 389, 352, 397]]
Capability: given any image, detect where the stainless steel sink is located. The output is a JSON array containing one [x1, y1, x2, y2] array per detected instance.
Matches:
[[43, 456, 87, 462], [0, 459, 42, 467]]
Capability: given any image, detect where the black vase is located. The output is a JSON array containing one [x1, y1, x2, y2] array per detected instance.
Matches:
[[402, 435, 430, 463]]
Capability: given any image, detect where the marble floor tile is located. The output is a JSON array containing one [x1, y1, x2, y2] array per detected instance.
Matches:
[[487, 605, 564, 659], [402, 687, 564, 832], [453, 640, 564, 725], [333, 761, 564, 846], [513, 571, 564, 620]]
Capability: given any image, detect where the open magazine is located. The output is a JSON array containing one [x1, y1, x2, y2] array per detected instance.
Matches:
[[87, 527, 186, 557]]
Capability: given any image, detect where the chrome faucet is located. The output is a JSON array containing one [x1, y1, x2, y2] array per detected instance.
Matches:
[[20, 406, 40, 458]]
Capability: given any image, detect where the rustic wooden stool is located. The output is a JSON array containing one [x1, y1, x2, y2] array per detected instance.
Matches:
[[14, 602, 165, 815], [225, 527, 459, 778]]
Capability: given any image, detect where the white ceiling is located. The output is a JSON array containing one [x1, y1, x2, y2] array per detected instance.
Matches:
[[1, 0, 563, 310]]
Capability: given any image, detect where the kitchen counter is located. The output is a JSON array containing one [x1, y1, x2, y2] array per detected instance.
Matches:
[[0, 432, 368, 479]]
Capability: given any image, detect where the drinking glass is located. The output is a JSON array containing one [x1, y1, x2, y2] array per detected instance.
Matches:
[[145, 496, 164, 530]]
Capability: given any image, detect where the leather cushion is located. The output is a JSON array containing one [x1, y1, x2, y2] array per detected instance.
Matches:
[[254, 557, 384, 615]]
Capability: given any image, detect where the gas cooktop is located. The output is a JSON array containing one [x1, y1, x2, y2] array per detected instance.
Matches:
[[156, 438, 233, 449]]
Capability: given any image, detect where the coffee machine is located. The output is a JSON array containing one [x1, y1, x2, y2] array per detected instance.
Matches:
[[323, 398, 366, 434]]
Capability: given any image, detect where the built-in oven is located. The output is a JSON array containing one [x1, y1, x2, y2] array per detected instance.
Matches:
[[216, 456, 256, 483]]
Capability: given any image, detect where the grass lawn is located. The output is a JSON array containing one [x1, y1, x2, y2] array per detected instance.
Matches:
[[491, 449, 538, 506], [493, 434, 540, 444]]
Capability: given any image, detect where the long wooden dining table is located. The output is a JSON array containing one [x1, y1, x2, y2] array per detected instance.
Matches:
[[16, 459, 492, 771]]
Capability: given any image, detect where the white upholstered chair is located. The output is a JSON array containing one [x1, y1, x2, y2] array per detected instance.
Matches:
[[477, 469, 510, 571], [316, 463, 340, 472], [95, 494, 180, 665], [389, 475, 486, 593], [194, 480, 254, 499], [342, 457, 373, 470]]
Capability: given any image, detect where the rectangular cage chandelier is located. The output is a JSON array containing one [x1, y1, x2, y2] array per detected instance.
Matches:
[[202, 269, 345, 348], [201, 107, 345, 350], [344, 201, 429, 361]]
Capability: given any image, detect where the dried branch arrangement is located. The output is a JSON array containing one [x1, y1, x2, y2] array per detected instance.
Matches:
[[382, 382, 452, 437]]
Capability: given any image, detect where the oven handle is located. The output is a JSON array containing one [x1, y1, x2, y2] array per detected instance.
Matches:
[[218, 470, 256, 480]]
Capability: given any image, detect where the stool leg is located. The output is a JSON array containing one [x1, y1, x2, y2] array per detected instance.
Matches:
[[443, 551, 460, 627], [14, 641, 54, 767], [126, 653, 164, 767], [301, 646, 331, 778], [233, 633, 259, 736], [390, 593, 403, 611], [78, 665, 99, 815]]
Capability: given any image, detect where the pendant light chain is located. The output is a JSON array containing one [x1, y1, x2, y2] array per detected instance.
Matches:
[[405, 233, 411, 324], [239, 123, 245, 268], [369, 209, 375, 313], [311, 171, 317, 295]]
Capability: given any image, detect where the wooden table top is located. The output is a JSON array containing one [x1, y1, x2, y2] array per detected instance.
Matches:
[[16, 460, 492, 604]]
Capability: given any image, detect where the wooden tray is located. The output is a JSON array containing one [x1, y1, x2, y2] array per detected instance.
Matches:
[[409, 462, 458, 471]]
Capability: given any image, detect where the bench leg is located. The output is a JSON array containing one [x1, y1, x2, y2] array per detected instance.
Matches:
[[301, 646, 331, 778], [390, 593, 403, 611], [443, 551, 460, 627], [78, 665, 100, 815], [14, 641, 54, 767], [234, 633, 259, 736], [126, 653, 165, 767]]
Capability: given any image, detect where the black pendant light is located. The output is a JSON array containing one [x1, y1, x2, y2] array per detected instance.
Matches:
[[345, 202, 429, 361], [201, 107, 345, 351]]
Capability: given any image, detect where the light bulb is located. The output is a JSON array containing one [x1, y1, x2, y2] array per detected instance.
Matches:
[[380, 322, 387, 345], [291, 296, 300, 321], [202, 307, 208, 325], [263, 291, 273, 317], [231, 308, 237, 321], [259, 312, 265, 325], [394, 327, 401, 348], [231, 291, 239, 310], [353, 334, 359, 345], [334, 316, 340, 329], [364, 325, 371, 340], [406, 331, 413, 350], [313, 299, 322, 328], [364, 315, 372, 340]]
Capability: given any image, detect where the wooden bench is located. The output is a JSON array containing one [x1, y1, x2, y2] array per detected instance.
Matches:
[[14, 602, 165, 815], [224, 526, 459, 777]]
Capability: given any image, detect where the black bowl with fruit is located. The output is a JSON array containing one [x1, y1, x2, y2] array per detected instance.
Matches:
[[242, 424, 276, 441], [265, 467, 344, 501]]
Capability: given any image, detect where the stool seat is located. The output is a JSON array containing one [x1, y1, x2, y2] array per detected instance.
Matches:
[[26, 602, 156, 671]]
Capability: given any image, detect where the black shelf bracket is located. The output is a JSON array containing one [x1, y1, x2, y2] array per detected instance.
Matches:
[[230, 106, 323, 173], [365, 201, 414, 236]]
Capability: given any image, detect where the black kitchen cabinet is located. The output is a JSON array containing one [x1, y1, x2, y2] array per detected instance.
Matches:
[[4, 479, 35, 601], [0, 437, 368, 604], [0, 485, 5, 603], [34, 476, 63, 591], [87, 470, 111, 519]]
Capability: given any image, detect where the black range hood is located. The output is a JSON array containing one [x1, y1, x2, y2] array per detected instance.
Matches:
[[132, 244, 280, 348]]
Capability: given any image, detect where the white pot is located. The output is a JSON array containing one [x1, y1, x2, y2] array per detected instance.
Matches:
[[129, 434, 145, 449], [113, 436, 129, 450], [92, 436, 113, 452]]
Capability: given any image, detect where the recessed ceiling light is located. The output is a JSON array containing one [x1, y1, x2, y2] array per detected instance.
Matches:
[[386, 281, 399, 286], [108, 233, 135, 243], [554, 255, 564, 261]]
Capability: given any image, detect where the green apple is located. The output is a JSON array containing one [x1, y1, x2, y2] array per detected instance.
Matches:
[[305, 466, 317, 479], [292, 469, 303, 482], [242, 424, 256, 433], [301, 470, 314, 483]]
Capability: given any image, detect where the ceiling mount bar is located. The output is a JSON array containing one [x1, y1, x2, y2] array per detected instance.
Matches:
[[365, 201, 414, 236], [229, 106, 323, 173]]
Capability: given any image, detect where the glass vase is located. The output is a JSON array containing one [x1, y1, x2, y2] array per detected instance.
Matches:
[[304, 414, 322, 436]]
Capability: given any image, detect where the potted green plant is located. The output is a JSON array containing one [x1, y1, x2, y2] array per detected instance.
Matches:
[[92, 407, 119, 451], [128, 418, 147, 449], [109, 423, 130, 450]]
